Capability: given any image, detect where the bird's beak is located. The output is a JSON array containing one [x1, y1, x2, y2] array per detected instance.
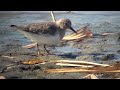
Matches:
[[69, 26, 77, 34]]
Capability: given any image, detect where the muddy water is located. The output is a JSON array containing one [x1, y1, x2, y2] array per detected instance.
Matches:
[[0, 11, 120, 79]]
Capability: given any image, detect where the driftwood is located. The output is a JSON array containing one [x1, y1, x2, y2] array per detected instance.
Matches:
[[82, 74, 99, 79], [1, 55, 15, 59], [102, 32, 116, 36], [21, 59, 120, 74], [45, 68, 120, 73], [22, 43, 37, 49], [63, 26, 93, 41], [50, 60, 110, 67], [56, 63, 94, 68], [21, 59, 110, 67], [22, 60, 47, 65], [63, 35, 86, 41], [45, 62, 120, 73]]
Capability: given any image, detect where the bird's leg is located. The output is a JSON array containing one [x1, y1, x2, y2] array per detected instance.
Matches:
[[35, 44, 47, 56], [43, 44, 56, 56], [36, 43, 41, 56], [44, 44, 50, 54]]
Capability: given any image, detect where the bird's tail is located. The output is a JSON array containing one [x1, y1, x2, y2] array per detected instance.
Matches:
[[10, 25, 17, 27]]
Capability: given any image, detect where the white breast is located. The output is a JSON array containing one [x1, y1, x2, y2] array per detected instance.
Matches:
[[36, 33, 61, 45], [18, 30, 61, 45]]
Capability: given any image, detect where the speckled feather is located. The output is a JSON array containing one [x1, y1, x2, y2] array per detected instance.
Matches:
[[15, 22, 59, 35]]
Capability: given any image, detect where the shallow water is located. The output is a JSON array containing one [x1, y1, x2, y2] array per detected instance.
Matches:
[[0, 11, 120, 58], [0, 11, 120, 79]]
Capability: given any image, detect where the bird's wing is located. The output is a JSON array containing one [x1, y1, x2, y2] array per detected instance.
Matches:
[[24, 23, 58, 35]]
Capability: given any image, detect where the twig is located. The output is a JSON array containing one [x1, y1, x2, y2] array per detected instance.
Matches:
[[49, 60, 109, 67], [51, 11, 56, 22], [22, 43, 37, 49], [82, 74, 99, 79], [62, 26, 93, 41], [1, 55, 15, 59], [45, 68, 120, 73], [56, 63, 94, 68], [102, 33, 116, 36]]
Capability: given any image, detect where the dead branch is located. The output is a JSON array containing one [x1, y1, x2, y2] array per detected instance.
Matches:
[[63, 26, 93, 41], [45, 68, 120, 73], [82, 74, 99, 79], [56, 63, 94, 68], [1, 55, 15, 59], [45, 62, 120, 73], [22, 43, 37, 49], [50, 60, 109, 67]]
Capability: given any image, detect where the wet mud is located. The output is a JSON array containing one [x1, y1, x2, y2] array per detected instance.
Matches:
[[0, 12, 120, 79]]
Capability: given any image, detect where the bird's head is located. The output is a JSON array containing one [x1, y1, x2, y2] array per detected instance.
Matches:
[[56, 18, 77, 34]]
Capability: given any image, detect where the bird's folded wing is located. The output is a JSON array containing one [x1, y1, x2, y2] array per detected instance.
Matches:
[[16, 23, 58, 35]]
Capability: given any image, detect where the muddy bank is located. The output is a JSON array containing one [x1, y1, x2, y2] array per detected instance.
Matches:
[[0, 12, 120, 79]]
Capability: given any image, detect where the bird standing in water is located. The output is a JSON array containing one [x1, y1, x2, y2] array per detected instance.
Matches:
[[10, 18, 77, 56]]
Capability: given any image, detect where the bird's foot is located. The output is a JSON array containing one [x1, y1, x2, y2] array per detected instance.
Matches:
[[45, 50, 50, 54]]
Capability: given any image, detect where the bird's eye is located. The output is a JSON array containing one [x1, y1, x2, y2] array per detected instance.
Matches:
[[65, 23, 68, 26]]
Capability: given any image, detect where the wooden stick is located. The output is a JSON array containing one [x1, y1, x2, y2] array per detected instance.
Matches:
[[49, 60, 109, 67], [102, 33, 116, 36], [51, 11, 56, 22], [45, 68, 120, 73], [1, 55, 15, 59], [22, 43, 37, 49], [63, 27, 86, 38], [63, 35, 86, 41], [66, 26, 89, 37], [56, 63, 94, 68], [82, 74, 99, 79], [62, 26, 93, 41]]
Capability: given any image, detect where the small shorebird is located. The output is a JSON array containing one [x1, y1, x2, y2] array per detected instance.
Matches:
[[10, 18, 77, 55]]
